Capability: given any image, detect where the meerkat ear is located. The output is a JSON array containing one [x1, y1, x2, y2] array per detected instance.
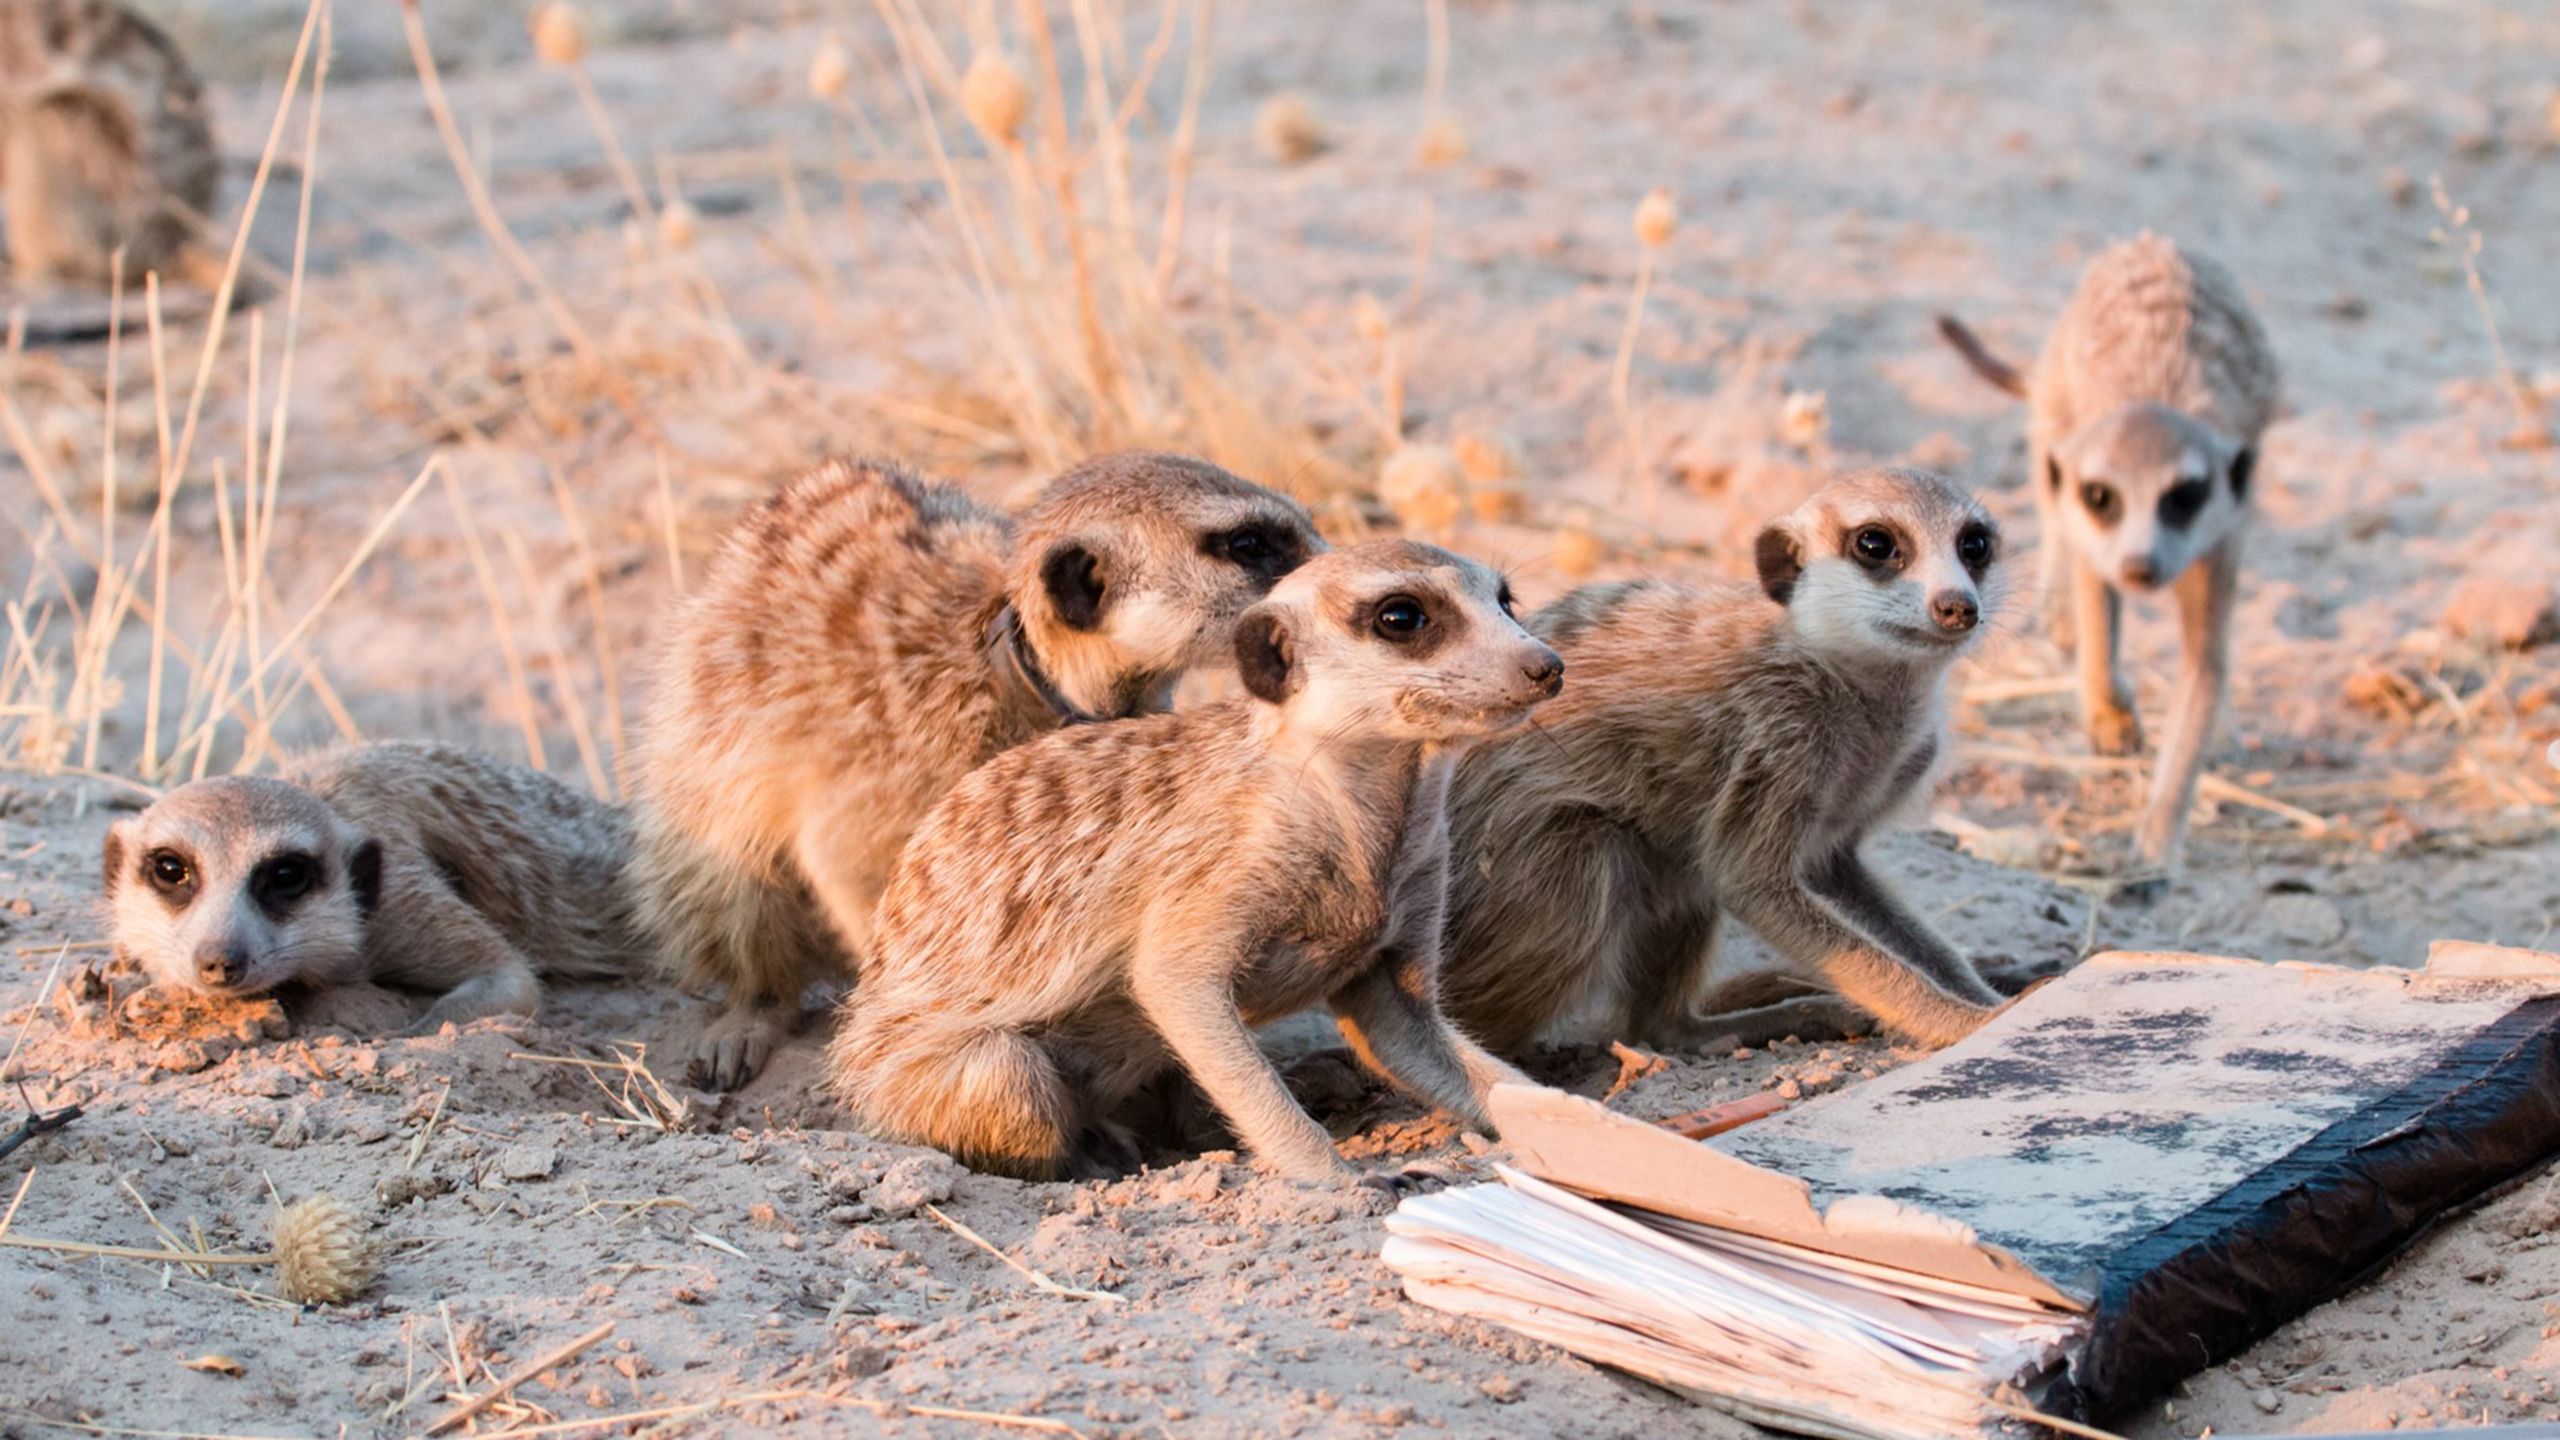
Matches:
[[1040, 542, 1108, 632], [2228, 445, 2255, 500], [1754, 524, 1804, 605], [102, 821, 130, 897], [349, 839, 384, 916], [1235, 610, 1294, 704]]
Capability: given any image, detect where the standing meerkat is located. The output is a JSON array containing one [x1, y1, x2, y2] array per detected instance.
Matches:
[[832, 540, 1564, 1185], [103, 742, 642, 1034], [632, 452, 1324, 1091], [0, 0, 218, 288], [1939, 234, 2279, 885], [1437, 468, 2013, 1055]]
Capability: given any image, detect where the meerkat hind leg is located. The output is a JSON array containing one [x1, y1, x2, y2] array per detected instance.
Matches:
[[1330, 952, 1530, 1134]]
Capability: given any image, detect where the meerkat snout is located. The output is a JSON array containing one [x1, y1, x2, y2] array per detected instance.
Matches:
[[1754, 468, 2006, 665]]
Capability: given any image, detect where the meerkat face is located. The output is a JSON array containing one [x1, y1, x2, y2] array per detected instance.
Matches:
[[1755, 467, 2009, 668], [102, 777, 379, 997], [1233, 539, 1563, 746], [2049, 403, 2252, 593], [1009, 452, 1327, 717]]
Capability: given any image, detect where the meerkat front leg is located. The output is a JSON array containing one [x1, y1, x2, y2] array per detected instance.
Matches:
[[2074, 551, 2143, 757], [1804, 850, 2005, 1006], [1129, 941, 1349, 1183], [2134, 535, 2240, 879], [374, 901, 545, 1035], [1330, 949, 1530, 1133], [1721, 885, 1997, 1049]]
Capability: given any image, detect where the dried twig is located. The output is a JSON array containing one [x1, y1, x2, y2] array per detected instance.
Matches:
[[426, 1320, 616, 1435], [924, 1203, 1123, 1304], [448, 1388, 1091, 1439]]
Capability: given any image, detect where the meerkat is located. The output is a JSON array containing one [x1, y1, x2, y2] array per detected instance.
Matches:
[[1938, 234, 2279, 885], [0, 0, 219, 288], [1436, 467, 2013, 1056], [831, 540, 1564, 1185], [632, 452, 1324, 1091], [103, 741, 641, 1033]]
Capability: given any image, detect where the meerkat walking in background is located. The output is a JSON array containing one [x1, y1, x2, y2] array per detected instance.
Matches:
[[833, 541, 1563, 1185], [1438, 468, 2012, 1055], [0, 0, 219, 288], [1939, 234, 2279, 886], [103, 742, 642, 1033], [632, 453, 1323, 1091]]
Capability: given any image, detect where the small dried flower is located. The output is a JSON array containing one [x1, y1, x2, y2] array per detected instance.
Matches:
[[273, 1192, 375, 1305], [962, 51, 1030, 147], [1255, 92, 1325, 165], [809, 34, 853, 101], [659, 198, 701, 252], [1455, 433, 1525, 521], [529, 2, 587, 66], [1778, 390, 1828, 451], [1552, 523, 1605, 579], [1378, 445, 1467, 533], [1416, 114, 1468, 169], [1634, 187, 1677, 248]]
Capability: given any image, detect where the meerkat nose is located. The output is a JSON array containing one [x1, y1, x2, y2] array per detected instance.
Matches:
[[194, 940, 250, 988], [1520, 648, 1565, 696], [2120, 556, 2159, 587], [1928, 592, 1979, 633]]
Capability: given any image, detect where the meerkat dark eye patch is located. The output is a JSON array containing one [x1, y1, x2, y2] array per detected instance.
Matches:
[[2045, 455, 2064, 492], [1203, 524, 1301, 583], [2078, 480, 2123, 528], [1844, 524, 1904, 575], [1955, 522, 1997, 574], [143, 847, 197, 908], [1754, 525, 1803, 605], [250, 851, 321, 917], [2158, 477, 2213, 529], [1496, 581, 1518, 619], [1040, 542, 1108, 632], [1235, 612, 1295, 705], [349, 839, 384, 917], [2228, 446, 2255, 500]]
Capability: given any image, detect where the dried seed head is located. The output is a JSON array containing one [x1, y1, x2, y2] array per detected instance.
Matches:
[[1634, 187, 1676, 248], [1255, 92, 1326, 165], [1778, 390, 1827, 451], [529, 3, 587, 66], [273, 1193, 375, 1305], [1552, 523, 1606, 579], [809, 34, 853, 101], [1352, 292, 1390, 344], [1416, 113, 1468, 169], [1378, 445, 1467, 533], [1452, 431, 1520, 485], [962, 51, 1030, 147], [659, 198, 701, 252]]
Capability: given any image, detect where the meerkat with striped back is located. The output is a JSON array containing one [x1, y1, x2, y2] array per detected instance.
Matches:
[[631, 453, 1323, 1091], [832, 541, 1563, 1185], [1438, 468, 2014, 1055], [1939, 234, 2279, 890], [0, 0, 218, 288]]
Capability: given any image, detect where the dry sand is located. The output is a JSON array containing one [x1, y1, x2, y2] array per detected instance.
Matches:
[[3, 1, 2559, 1436]]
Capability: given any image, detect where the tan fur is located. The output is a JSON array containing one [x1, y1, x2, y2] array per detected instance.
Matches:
[[1942, 234, 2279, 884], [0, 0, 217, 287], [832, 541, 1562, 1185], [630, 452, 1323, 1090], [103, 741, 641, 1033], [1440, 468, 2014, 1054]]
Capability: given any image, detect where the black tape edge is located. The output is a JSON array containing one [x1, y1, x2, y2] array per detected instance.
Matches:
[[2046, 993, 2560, 1421]]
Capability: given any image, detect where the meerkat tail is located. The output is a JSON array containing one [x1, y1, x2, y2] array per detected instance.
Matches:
[[1935, 314, 2030, 398], [838, 1020, 1076, 1182]]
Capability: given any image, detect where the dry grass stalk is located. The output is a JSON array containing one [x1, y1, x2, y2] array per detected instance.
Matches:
[[1615, 188, 1675, 512], [2428, 176, 2550, 452], [508, 1045, 690, 1131], [426, 1320, 616, 1435], [924, 1203, 1124, 1304]]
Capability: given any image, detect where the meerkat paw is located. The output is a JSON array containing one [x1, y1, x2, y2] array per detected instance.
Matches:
[[685, 1004, 790, 1091], [2087, 702, 2144, 757], [1356, 1165, 1460, 1204]]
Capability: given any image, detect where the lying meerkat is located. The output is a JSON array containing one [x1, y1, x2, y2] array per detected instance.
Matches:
[[104, 741, 641, 1033], [1439, 467, 2013, 1054], [1939, 234, 2279, 884], [832, 540, 1563, 1185], [632, 452, 1323, 1091], [0, 0, 218, 288]]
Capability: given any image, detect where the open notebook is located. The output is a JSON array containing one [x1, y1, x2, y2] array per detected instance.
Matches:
[[1386, 944, 2560, 1439]]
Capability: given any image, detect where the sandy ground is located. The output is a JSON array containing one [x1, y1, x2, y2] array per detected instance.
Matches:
[[4, 0, 2560, 1436]]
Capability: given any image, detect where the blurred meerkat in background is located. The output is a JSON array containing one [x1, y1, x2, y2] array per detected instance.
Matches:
[[0, 0, 218, 288], [1939, 234, 2279, 888], [631, 453, 1323, 1091], [1439, 468, 2014, 1054]]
